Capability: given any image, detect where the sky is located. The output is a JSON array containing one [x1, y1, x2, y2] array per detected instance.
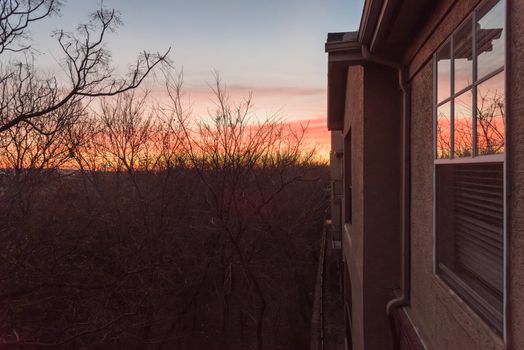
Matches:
[[26, 0, 364, 155]]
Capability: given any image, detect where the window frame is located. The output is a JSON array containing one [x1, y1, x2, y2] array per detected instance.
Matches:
[[432, 0, 508, 340]]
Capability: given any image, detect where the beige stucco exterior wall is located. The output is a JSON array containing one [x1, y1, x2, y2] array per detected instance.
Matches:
[[344, 65, 365, 350], [408, 60, 505, 350], [343, 63, 402, 350], [331, 0, 524, 348], [330, 131, 344, 242], [362, 63, 401, 350], [508, 0, 524, 348], [404, 0, 523, 348]]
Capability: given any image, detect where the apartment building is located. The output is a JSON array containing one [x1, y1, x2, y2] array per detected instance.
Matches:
[[325, 0, 523, 348]]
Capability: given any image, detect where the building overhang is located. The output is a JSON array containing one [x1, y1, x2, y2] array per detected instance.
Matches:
[[325, 32, 363, 131], [325, 0, 436, 131]]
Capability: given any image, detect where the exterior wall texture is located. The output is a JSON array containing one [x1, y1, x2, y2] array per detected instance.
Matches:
[[408, 60, 505, 350], [330, 131, 344, 243], [342, 64, 401, 350], [405, 0, 519, 348], [508, 0, 524, 348], [344, 65, 365, 350], [331, 1, 524, 348], [361, 63, 401, 350]]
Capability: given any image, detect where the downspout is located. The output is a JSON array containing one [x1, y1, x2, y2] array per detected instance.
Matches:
[[361, 45, 411, 315]]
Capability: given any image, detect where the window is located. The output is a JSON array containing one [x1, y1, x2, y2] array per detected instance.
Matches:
[[434, 0, 505, 335], [344, 131, 352, 224]]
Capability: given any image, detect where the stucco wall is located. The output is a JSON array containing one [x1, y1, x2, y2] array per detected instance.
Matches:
[[408, 60, 505, 350], [362, 63, 401, 350], [344, 65, 365, 350], [343, 63, 402, 350], [334, 0, 523, 348], [508, 0, 524, 348], [405, 0, 516, 348]]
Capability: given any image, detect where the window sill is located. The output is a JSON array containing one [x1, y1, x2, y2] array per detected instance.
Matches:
[[436, 264, 503, 337], [434, 153, 504, 164]]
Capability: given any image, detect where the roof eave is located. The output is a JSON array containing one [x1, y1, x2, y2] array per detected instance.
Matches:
[[324, 0, 388, 132], [325, 35, 363, 131], [325, 0, 434, 131], [358, 0, 386, 46]]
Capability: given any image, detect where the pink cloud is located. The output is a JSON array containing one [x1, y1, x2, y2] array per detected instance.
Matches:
[[283, 117, 329, 148]]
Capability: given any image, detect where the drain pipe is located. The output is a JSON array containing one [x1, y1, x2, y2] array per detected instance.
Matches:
[[361, 45, 411, 315]]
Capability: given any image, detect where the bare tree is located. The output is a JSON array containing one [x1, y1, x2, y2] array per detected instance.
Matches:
[[477, 88, 504, 155], [436, 109, 451, 159], [0, 0, 60, 54], [436, 88, 505, 158], [0, 3, 170, 134], [169, 73, 321, 350], [0, 71, 328, 349]]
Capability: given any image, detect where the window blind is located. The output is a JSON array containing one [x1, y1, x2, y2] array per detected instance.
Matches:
[[436, 162, 504, 333]]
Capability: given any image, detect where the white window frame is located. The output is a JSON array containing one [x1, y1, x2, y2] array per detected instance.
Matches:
[[431, 0, 508, 341]]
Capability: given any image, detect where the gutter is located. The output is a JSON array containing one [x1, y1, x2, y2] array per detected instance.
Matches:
[[361, 45, 412, 316]]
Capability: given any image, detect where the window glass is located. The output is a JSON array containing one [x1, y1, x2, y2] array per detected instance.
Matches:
[[433, 0, 506, 336], [454, 90, 473, 157], [437, 102, 451, 159], [437, 43, 452, 103], [454, 19, 473, 93], [477, 71, 505, 155], [477, 0, 505, 79], [436, 162, 504, 333]]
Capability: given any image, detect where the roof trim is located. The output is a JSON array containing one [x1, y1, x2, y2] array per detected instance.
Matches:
[[358, 0, 386, 46], [325, 32, 363, 65], [325, 31, 363, 131], [325, 31, 361, 53], [369, 0, 401, 52], [325, 0, 435, 131]]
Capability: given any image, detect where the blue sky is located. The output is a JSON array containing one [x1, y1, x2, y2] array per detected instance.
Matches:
[[26, 0, 364, 147]]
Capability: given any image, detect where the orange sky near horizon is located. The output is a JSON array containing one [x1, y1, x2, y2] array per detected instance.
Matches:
[[147, 84, 331, 158], [16, 0, 358, 162]]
